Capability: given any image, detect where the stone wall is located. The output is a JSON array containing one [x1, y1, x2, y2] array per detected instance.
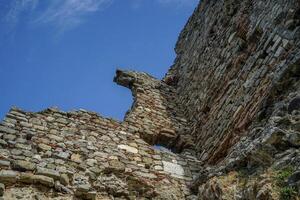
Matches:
[[0, 0, 300, 199], [165, 0, 300, 164], [114, 70, 193, 151], [192, 65, 300, 199], [0, 70, 201, 200]]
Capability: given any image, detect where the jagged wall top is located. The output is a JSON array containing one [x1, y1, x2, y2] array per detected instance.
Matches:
[[0, 70, 201, 199]]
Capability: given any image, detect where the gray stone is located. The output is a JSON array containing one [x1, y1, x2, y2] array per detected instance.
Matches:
[[54, 181, 73, 194], [0, 126, 16, 134], [94, 174, 128, 197], [0, 183, 4, 196], [3, 134, 16, 141], [38, 143, 52, 151], [59, 174, 69, 186], [56, 152, 70, 159], [71, 154, 82, 163], [0, 160, 10, 168], [76, 184, 90, 192], [288, 132, 300, 146], [12, 160, 36, 172], [0, 140, 7, 146], [0, 170, 18, 183], [32, 175, 54, 187], [56, 118, 68, 124], [29, 118, 42, 125], [19, 173, 35, 184], [15, 143, 31, 150], [162, 161, 185, 176], [48, 134, 63, 142], [118, 144, 138, 154], [11, 149, 22, 155], [20, 121, 32, 128], [133, 171, 157, 179], [105, 160, 125, 174], [36, 167, 60, 180], [75, 184, 96, 200], [86, 159, 97, 167]]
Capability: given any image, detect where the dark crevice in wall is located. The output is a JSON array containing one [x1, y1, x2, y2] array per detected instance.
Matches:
[[258, 58, 300, 122]]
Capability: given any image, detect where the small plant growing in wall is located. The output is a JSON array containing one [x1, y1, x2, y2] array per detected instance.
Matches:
[[273, 166, 298, 200], [279, 186, 297, 200], [275, 166, 294, 187]]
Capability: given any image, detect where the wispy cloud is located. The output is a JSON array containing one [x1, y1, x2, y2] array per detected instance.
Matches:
[[35, 0, 113, 32], [2, 0, 197, 34], [3, 0, 112, 32], [3, 0, 38, 27], [128, 0, 198, 9], [157, 0, 199, 7]]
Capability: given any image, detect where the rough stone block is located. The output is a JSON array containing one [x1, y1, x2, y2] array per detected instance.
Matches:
[[12, 160, 36, 172]]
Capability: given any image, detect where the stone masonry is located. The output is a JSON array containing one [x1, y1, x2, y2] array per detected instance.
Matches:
[[0, 70, 201, 199], [165, 0, 300, 165], [0, 0, 300, 199]]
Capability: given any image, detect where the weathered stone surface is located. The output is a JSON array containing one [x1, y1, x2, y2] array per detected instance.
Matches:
[[32, 175, 54, 187], [19, 173, 35, 184], [0, 170, 18, 183], [162, 161, 185, 176], [60, 174, 70, 186], [36, 167, 60, 180], [56, 152, 70, 159], [164, 0, 300, 166], [71, 153, 82, 163], [0, 126, 16, 134], [105, 160, 125, 174], [37, 143, 52, 151], [12, 160, 36, 172], [75, 184, 96, 200], [0, 0, 299, 199], [94, 174, 128, 197], [133, 171, 157, 179], [117, 144, 138, 154], [0, 160, 10, 168]]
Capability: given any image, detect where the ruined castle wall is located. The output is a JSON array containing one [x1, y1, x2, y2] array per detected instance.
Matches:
[[0, 71, 201, 199], [165, 0, 300, 164], [0, 0, 300, 199], [114, 70, 193, 151]]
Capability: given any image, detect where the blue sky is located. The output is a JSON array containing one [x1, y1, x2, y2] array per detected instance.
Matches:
[[0, 0, 198, 121]]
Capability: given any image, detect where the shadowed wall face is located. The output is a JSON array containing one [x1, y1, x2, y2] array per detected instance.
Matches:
[[165, 0, 300, 164]]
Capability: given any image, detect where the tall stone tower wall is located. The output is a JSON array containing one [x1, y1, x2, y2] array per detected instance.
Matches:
[[165, 0, 300, 164]]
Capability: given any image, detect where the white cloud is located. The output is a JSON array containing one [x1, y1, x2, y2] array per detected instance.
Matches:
[[4, 0, 38, 25], [157, 0, 199, 7], [3, 0, 113, 32], [35, 0, 113, 31], [128, 0, 199, 9], [3, 0, 197, 33]]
